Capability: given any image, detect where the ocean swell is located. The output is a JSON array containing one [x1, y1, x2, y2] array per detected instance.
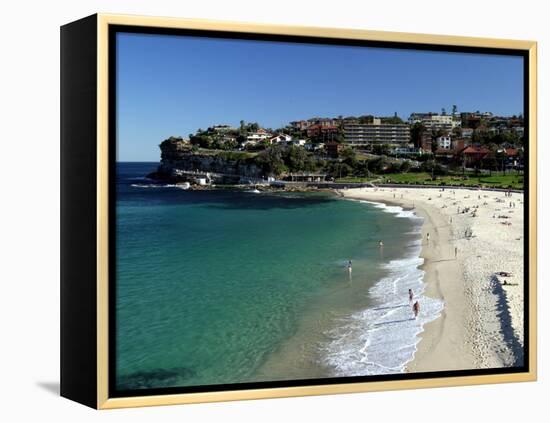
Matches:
[[321, 201, 444, 376]]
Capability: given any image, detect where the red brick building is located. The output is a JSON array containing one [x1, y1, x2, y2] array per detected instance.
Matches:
[[306, 124, 339, 138]]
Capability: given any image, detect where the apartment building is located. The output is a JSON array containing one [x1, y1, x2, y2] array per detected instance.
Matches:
[[343, 118, 410, 146]]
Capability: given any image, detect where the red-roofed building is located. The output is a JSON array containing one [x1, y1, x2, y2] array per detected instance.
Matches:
[[307, 124, 339, 138], [458, 146, 490, 166], [505, 148, 519, 157]]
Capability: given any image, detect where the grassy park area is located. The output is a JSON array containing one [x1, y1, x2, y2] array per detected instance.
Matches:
[[337, 171, 524, 189]]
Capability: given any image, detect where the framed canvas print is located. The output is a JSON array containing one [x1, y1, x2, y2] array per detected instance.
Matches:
[[60, 14, 537, 409]]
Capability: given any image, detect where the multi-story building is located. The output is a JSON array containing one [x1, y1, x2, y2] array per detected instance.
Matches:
[[308, 117, 338, 127], [289, 120, 310, 131], [436, 135, 452, 150], [290, 117, 339, 132], [307, 124, 339, 139], [412, 111, 463, 129], [410, 113, 454, 133], [343, 117, 410, 146]]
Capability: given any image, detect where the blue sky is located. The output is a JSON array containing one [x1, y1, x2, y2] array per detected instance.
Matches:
[[116, 32, 524, 161]]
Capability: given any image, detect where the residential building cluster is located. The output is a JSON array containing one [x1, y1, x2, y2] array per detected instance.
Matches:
[[187, 109, 524, 165]]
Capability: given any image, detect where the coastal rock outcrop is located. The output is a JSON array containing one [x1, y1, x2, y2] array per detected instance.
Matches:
[[148, 137, 264, 183]]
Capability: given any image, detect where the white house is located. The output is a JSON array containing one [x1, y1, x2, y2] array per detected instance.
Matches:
[[290, 139, 307, 147], [436, 135, 452, 150], [268, 133, 292, 144], [244, 129, 272, 145]]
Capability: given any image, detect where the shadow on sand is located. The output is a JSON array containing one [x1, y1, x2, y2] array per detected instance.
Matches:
[[490, 275, 524, 367]]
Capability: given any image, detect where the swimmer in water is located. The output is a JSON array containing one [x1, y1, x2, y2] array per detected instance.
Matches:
[[413, 301, 420, 319]]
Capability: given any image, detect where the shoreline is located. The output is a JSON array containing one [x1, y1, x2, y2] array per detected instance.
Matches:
[[340, 186, 524, 372], [253, 194, 429, 380], [342, 192, 475, 372]]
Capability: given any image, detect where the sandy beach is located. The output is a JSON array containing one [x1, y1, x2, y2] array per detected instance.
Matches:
[[341, 186, 524, 372]]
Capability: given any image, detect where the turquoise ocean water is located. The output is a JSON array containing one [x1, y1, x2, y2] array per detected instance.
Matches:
[[115, 162, 442, 390]]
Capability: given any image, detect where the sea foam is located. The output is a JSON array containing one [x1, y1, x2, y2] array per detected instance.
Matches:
[[131, 183, 187, 189], [322, 201, 444, 376]]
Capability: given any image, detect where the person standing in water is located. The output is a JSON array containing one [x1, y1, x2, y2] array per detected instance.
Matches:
[[408, 289, 414, 303], [413, 301, 420, 319], [379, 240, 384, 247], [347, 260, 352, 274]]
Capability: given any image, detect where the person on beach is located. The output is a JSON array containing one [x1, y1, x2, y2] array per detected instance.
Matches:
[[455, 246, 458, 258], [413, 301, 420, 319], [426, 233, 430, 243], [408, 289, 414, 303]]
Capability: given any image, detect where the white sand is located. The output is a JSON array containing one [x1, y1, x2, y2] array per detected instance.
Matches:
[[341, 186, 524, 371]]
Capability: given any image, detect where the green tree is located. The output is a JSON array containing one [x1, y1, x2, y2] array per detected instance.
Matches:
[[410, 122, 425, 149], [358, 115, 374, 124], [287, 145, 308, 172], [328, 162, 353, 179], [400, 160, 411, 173], [247, 122, 260, 132], [372, 144, 391, 156], [381, 115, 404, 124], [368, 156, 388, 173], [257, 146, 287, 176], [340, 147, 357, 168], [354, 160, 371, 177], [189, 134, 214, 149]]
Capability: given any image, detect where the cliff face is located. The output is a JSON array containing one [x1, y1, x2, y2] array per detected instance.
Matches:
[[151, 137, 264, 182]]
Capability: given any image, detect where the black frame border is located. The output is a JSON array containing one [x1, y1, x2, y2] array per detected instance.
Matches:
[[107, 24, 531, 399]]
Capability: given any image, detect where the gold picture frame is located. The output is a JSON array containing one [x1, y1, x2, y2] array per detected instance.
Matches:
[[61, 13, 537, 409]]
